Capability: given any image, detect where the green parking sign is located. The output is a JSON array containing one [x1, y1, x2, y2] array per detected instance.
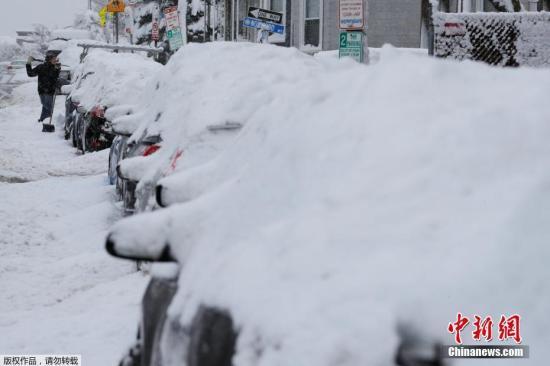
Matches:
[[339, 31, 363, 63]]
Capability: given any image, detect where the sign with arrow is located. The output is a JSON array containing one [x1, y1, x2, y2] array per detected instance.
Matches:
[[248, 7, 283, 24]]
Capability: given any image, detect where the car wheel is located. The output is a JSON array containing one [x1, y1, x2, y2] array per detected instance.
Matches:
[[188, 307, 236, 366], [108, 138, 119, 185], [71, 115, 79, 148], [122, 179, 136, 215], [81, 116, 91, 154], [74, 113, 84, 151]]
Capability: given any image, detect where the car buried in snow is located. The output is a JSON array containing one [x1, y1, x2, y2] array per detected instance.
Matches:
[[64, 46, 161, 154], [111, 44, 250, 215], [103, 42, 550, 366]]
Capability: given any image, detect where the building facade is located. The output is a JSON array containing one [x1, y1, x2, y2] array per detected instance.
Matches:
[[197, 0, 549, 52], [221, 0, 424, 50]]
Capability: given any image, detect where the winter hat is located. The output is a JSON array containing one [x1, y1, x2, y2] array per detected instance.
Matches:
[[45, 51, 57, 61]]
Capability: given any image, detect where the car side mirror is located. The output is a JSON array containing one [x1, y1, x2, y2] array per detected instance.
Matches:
[[105, 233, 176, 262]]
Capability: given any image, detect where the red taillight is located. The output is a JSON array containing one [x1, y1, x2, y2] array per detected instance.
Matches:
[[91, 105, 105, 118], [143, 144, 161, 157], [170, 149, 183, 171]]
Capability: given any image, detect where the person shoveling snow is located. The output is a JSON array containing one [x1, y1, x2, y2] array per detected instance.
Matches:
[[25, 51, 60, 125]]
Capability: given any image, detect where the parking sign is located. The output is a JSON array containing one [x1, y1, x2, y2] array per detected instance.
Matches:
[[339, 31, 363, 63]]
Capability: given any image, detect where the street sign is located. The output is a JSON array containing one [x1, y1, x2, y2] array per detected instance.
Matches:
[[167, 29, 184, 49], [107, 0, 126, 13], [164, 6, 184, 51], [248, 7, 283, 24], [339, 31, 363, 62], [242, 17, 285, 35], [99, 6, 107, 27], [152, 20, 159, 41], [339, 0, 364, 30]]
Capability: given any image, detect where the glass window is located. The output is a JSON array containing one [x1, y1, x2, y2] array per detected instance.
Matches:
[[303, 0, 321, 47], [304, 19, 320, 47], [305, 0, 320, 19], [271, 0, 284, 13]]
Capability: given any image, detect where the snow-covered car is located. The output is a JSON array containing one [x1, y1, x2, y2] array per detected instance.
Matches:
[[105, 44, 550, 366], [116, 42, 309, 214], [66, 49, 161, 153], [6, 60, 27, 70]]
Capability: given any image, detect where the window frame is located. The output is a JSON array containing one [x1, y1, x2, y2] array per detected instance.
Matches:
[[264, 0, 287, 44], [300, 0, 323, 51]]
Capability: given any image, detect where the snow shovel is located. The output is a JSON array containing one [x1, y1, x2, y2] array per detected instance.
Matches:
[[42, 93, 56, 133]]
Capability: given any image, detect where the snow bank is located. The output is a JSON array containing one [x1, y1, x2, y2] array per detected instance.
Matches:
[[110, 44, 550, 366], [120, 42, 323, 211], [69, 50, 161, 111]]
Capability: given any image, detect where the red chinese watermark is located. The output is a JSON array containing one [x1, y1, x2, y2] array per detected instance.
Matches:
[[448, 313, 522, 345]]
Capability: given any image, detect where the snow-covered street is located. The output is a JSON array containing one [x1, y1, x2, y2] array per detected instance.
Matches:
[[0, 81, 145, 365], [2, 0, 550, 364]]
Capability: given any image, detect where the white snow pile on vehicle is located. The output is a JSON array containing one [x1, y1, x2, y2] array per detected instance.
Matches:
[[69, 50, 162, 112], [110, 44, 550, 366], [0, 36, 25, 62], [118, 42, 322, 210]]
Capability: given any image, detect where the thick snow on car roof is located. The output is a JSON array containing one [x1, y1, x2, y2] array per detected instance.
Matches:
[[109, 45, 550, 366], [117, 42, 323, 208], [51, 28, 92, 41], [128, 42, 323, 146], [70, 50, 161, 111]]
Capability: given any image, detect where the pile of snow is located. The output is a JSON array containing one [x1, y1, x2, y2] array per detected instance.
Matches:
[[56, 40, 86, 70], [0, 36, 27, 62], [72, 10, 106, 42], [110, 43, 550, 366], [69, 50, 162, 111], [118, 42, 324, 211], [51, 28, 92, 41]]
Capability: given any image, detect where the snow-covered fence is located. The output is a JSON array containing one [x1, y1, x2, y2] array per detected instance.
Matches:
[[433, 11, 550, 67]]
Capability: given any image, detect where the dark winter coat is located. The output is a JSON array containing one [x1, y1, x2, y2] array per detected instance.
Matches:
[[26, 62, 61, 95]]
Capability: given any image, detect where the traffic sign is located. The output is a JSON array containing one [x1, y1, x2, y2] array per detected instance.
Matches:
[[242, 17, 285, 35], [248, 7, 283, 24], [152, 20, 159, 41], [339, 0, 364, 30], [339, 31, 363, 62], [164, 7, 184, 51], [107, 0, 126, 13]]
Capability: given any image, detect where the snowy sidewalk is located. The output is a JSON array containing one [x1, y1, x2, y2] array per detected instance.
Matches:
[[0, 82, 147, 365]]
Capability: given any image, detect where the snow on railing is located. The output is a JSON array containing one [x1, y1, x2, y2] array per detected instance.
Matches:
[[433, 11, 550, 67], [76, 41, 164, 54]]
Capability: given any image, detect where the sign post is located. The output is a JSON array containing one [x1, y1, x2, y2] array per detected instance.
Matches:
[[152, 20, 159, 43], [339, 0, 364, 30], [338, 0, 368, 63], [164, 6, 184, 51], [339, 32, 363, 62], [107, 0, 126, 44]]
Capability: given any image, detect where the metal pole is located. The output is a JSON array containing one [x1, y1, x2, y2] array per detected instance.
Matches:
[[88, 0, 92, 10], [115, 13, 119, 44], [231, 0, 235, 40]]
